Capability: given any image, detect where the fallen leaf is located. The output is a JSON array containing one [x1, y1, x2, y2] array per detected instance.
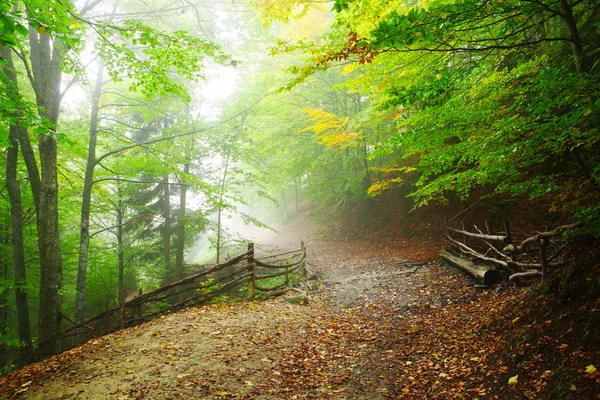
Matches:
[[585, 365, 596, 374], [508, 375, 518, 385]]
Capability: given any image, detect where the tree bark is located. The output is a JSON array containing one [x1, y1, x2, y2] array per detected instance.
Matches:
[[294, 178, 299, 214], [281, 192, 288, 222], [0, 248, 8, 370], [75, 60, 104, 324], [6, 125, 34, 364], [28, 25, 65, 358], [174, 164, 190, 283], [440, 249, 501, 286], [509, 270, 543, 284], [216, 152, 231, 263], [162, 176, 172, 282], [1, 46, 33, 364], [117, 186, 125, 312], [559, 0, 587, 74]]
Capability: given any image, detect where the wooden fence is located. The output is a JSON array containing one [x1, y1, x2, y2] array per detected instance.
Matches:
[[42, 242, 307, 352], [441, 220, 583, 285]]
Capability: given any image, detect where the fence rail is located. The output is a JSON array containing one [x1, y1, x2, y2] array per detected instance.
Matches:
[[443, 220, 583, 284], [42, 241, 307, 354]]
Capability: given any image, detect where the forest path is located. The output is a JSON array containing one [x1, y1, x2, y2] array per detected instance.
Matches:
[[5, 219, 510, 400]]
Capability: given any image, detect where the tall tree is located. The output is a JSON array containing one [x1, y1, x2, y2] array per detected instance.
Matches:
[[1, 47, 33, 364]]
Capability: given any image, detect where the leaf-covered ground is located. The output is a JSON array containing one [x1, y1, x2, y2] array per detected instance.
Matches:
[[1, 222, 599, 399]]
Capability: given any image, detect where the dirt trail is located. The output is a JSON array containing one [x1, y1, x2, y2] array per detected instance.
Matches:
[[4, 219, 481, 400]]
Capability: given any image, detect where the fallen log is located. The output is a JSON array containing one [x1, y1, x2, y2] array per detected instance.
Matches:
[[447, 227, 509, 244], [509, 270, 542, 284], [440, 249, 501, 286], [259, 287, 293, 300], [503, 221, 584, 254]]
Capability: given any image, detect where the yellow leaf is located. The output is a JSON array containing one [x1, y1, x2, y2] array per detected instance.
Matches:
[[37, 26, 46, 34], [342, 64, 358, 76], [512, 317, 519, 323], [585, 365, 596, 374], [558, 343, 568, 349], [215, 391, 230, 397], [508, 375, 518, 385], [570, 384, 577, 391]]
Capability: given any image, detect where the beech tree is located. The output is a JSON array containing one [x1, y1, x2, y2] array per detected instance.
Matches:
[[254, 0, 600, 231]]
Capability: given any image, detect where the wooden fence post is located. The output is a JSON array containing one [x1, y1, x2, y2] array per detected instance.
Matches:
[[119, 287, 125, 330], [461, 221, 468, 245], [134, 288, 143, 323], [301, 240, 306, 277], [539, 237, 548, 280], [247, 242, 255, 300], [504, 221, 515, 262]]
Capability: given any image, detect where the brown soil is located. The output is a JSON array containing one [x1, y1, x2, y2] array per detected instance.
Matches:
[[1, 216, 598, 399]]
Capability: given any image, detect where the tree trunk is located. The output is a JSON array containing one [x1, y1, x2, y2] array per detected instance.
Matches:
[[162, 176, 172, 282], [6, 125, 33, 364], [440, 249, 501, 286], [1, 46, 33, 364], [75, 60, 104, 324], [0, 250, 8, 370], [295, 178, 299, 214], [216, 152, 231, 263], [29, 26, 65, 358], [559, 0, 587, 74], [174, 164, 190, 282], [216, 206, 222, 264], [117, 188, 125, 310], [281, 193, 288, 222]]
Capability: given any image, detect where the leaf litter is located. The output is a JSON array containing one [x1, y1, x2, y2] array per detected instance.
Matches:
[[1, 221, 598, 399]]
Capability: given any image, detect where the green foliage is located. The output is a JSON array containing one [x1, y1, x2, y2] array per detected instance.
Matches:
[[0, 5, 28, 47], [253, 0, 600, 230], [96, 19, 223, 101]]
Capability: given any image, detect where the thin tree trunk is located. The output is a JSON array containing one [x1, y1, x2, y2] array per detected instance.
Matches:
[[75, 60, 104, 324], [281, 193, 289, 222], [0, 257, 7, 370], [559, 0, 587, 74], [216, 206, 222, 264], [362, 138, 371, 187], [117, 187, 125, 309], [216, 153, 231, 263], [6, 125, 33, 364], [1, 47, 33, 364], [295, 178, 299, 214], [174, 165, 190, 282], [162, 176, 172, 282]]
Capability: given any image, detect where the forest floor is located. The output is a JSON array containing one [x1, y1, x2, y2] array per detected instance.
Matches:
[[2, 218, 599, 399]]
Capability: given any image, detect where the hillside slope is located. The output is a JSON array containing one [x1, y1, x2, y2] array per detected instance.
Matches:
[[1, 218, 599, 399]]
